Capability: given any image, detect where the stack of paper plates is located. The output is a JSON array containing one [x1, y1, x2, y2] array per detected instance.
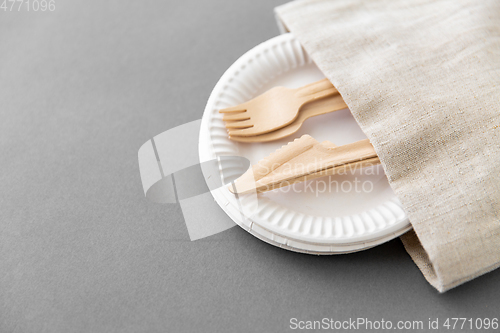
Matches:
[[199, 33, 411, 254]]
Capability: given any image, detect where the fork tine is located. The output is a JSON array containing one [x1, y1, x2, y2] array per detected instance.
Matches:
[[227, 126, 258, 136], [219, 105, 246, 113], [225, 119, 254, 129], [222, 112, 249, 121]]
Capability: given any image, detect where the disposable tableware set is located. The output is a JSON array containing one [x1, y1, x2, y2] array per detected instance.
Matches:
[[219, 79, 381, 194], [198, 33, 410, 254]]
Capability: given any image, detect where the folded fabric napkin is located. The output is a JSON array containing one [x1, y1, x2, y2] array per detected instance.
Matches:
[[275, 0, 500, 292]]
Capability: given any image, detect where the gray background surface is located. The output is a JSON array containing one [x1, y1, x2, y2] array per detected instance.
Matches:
[[1, 1, 499, 332]]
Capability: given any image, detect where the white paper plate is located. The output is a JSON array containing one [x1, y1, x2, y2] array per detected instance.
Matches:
[[199, 33, 411, 254]]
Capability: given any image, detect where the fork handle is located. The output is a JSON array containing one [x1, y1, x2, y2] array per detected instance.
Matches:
[[295, 78, 336, 97], [303, 87, 339, 103], [301, 94, 348, 117]]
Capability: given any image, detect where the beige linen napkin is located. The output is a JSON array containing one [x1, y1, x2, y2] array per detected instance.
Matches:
[[275, 0, 500, 292]]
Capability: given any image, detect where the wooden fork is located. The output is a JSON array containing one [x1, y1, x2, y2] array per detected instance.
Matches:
[[220, 78, 338, 136], [229, 94, 348, 143]]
